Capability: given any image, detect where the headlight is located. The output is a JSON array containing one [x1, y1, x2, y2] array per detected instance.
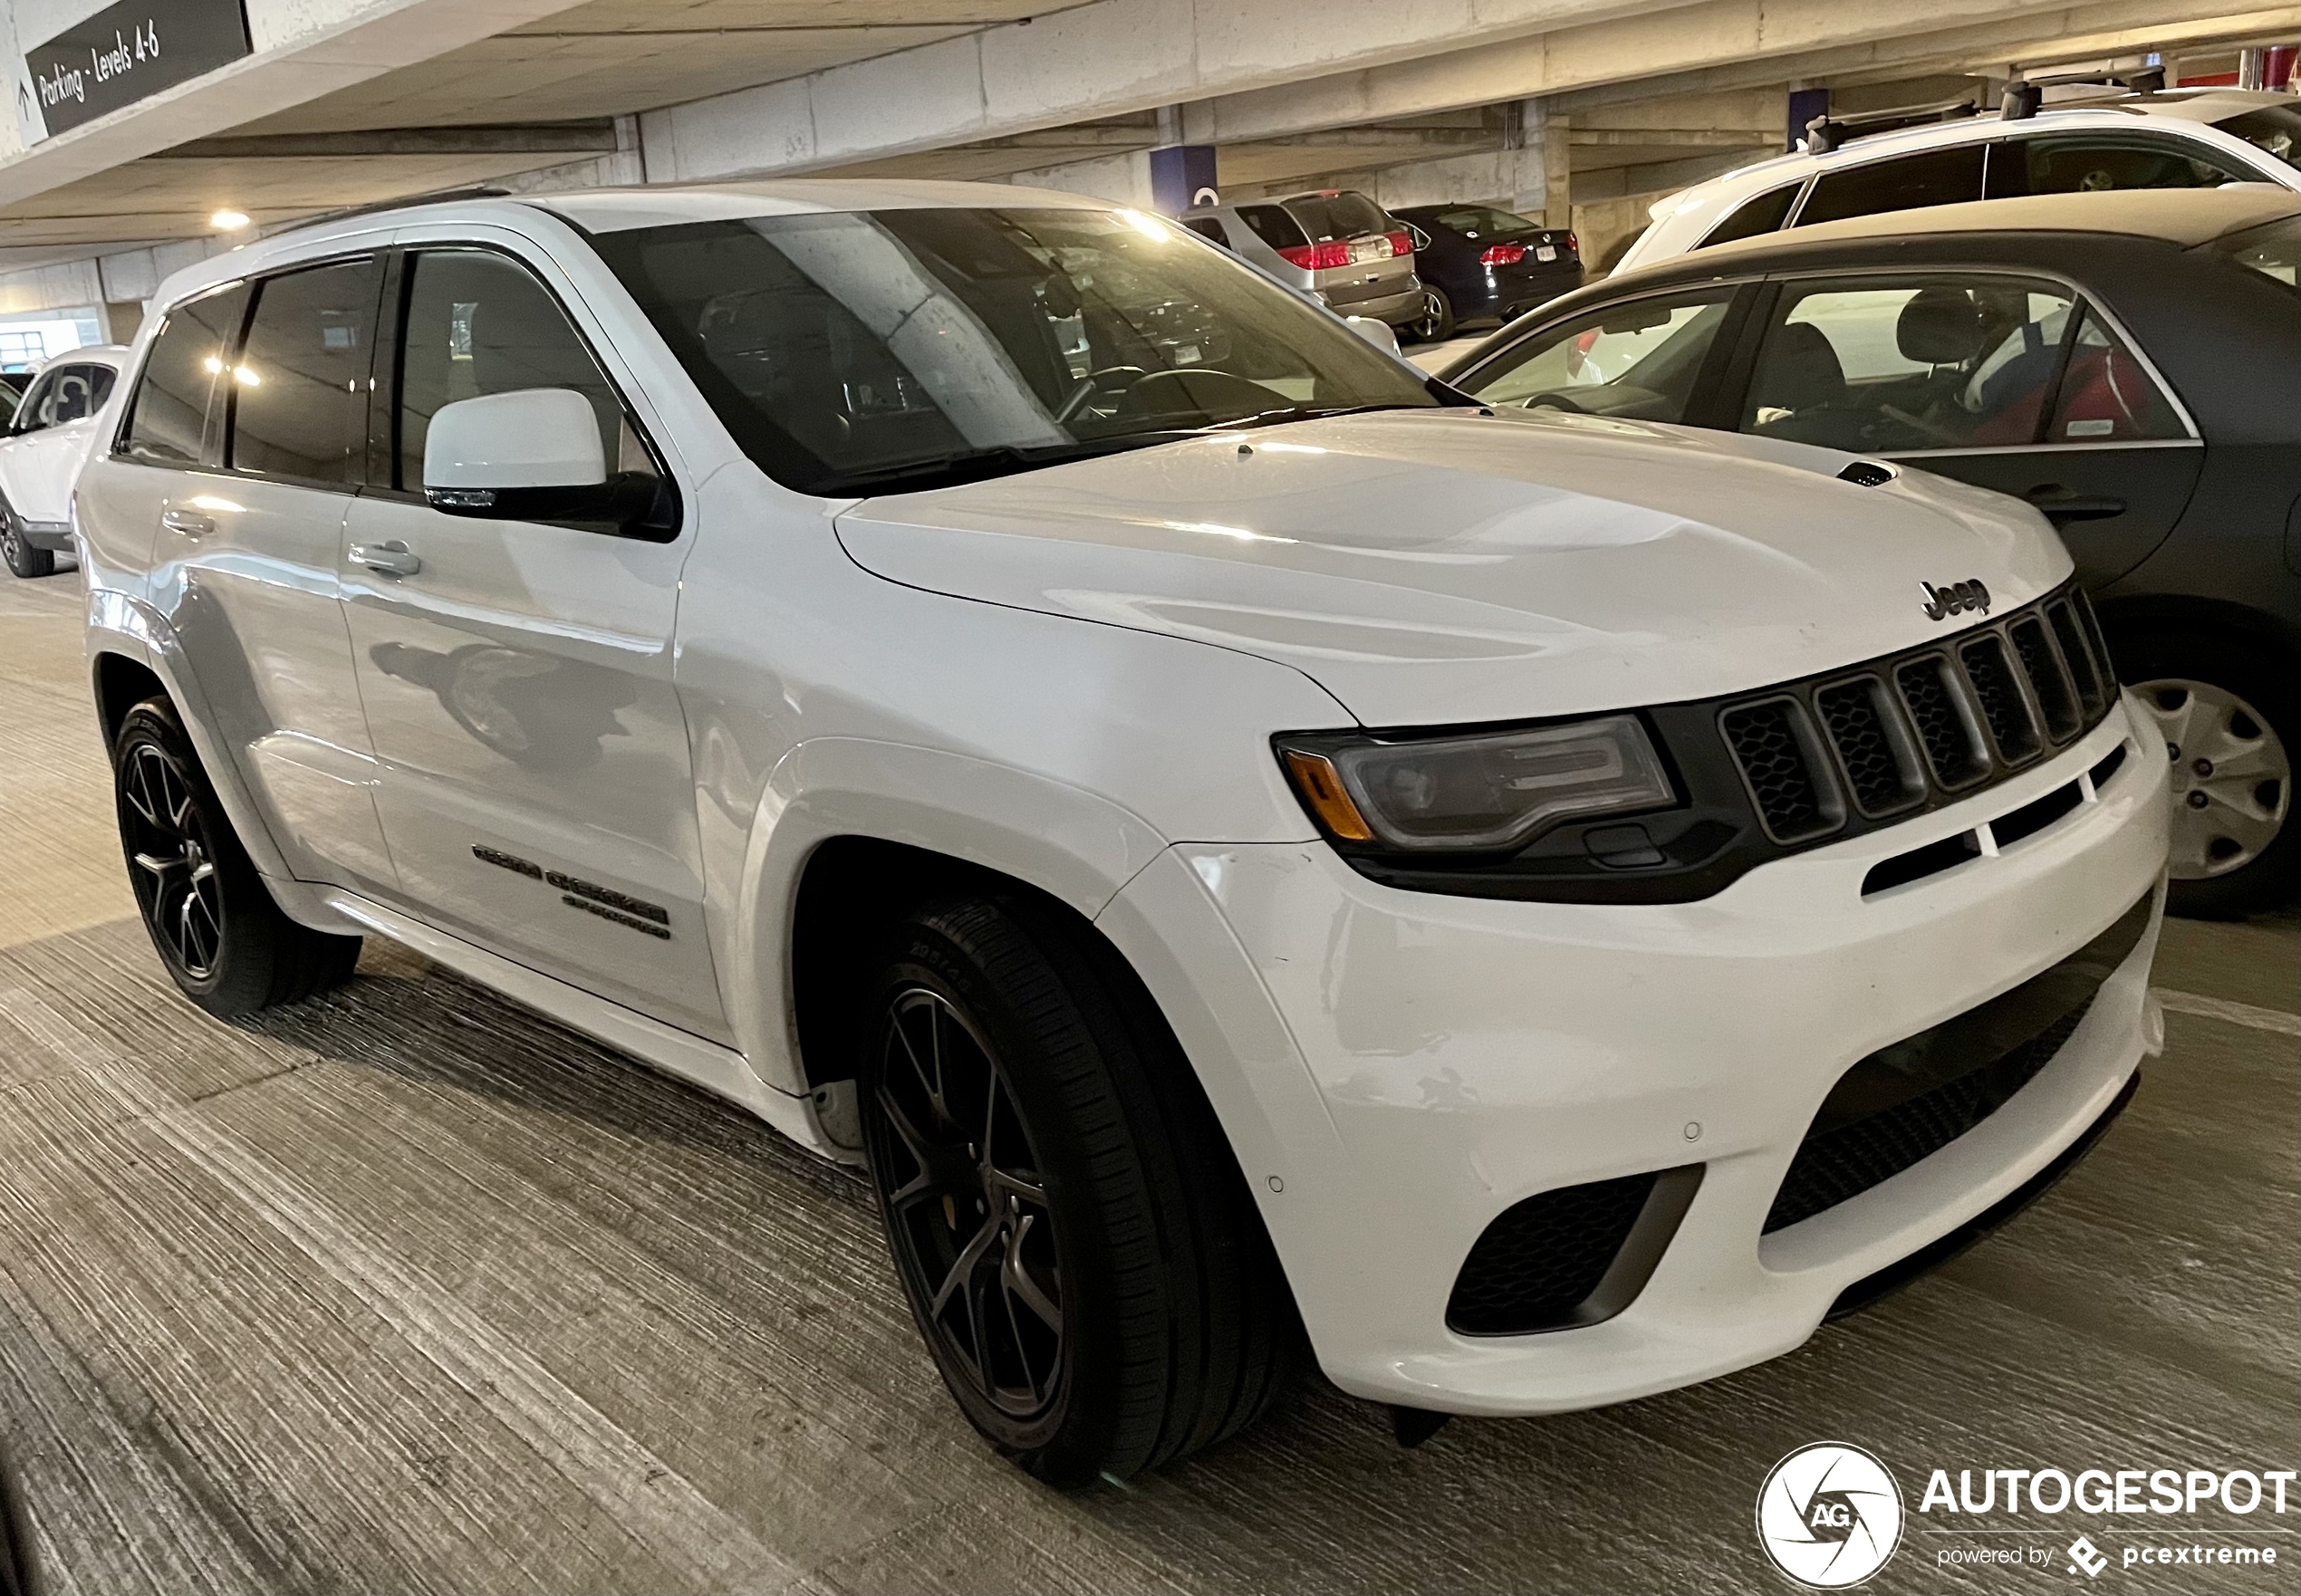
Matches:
[[1276, 715, 1674, 852]]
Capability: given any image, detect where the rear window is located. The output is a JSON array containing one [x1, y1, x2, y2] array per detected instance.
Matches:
[[2214, 104, 2301, 172], [1426, 206, 1537, 240], [1699, 183, 1800, 248], [120, 282, 250, 466], [2209, 216, 2298, 290], [1236, 204, 1308, 250], [1282, 192, 1390, 241]]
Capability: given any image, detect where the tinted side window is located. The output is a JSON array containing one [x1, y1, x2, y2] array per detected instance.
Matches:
[[1699, 183, 1800, 248], [1461, 290, 1738, 423], [47, 364, 109, 423], [1738, 276, 2078, 452], [120, 284, 251, 466], [1180, 217, 1231, 248], [398, 250, 629, 491], [1237, 205, 1308, 250], [1796, 146, 1985, 228], [1985, 134, 2258, 199], [227, 257, 380, 486]]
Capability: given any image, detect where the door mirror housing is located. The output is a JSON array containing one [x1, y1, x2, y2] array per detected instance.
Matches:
[[422, 388, 659, 529], [1344, 316, 1402, 357]]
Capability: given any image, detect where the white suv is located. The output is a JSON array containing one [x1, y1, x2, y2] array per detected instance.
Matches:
[[79, 181, 2169, 1483], [1, 344, 125, 577], [1618, 87, 2300, 274]]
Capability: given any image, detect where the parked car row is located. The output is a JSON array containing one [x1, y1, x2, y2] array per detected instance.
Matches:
[[70, 179, 2170, 1485], [1177, 187, 1584, 342], [1443, 185, 2299, 918]]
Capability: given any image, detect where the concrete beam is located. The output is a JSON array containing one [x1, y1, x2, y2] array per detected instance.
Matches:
[[1194, 0, 2272, 143], [155, 123, 620, 160], [639, 0, 1710, 182], [1546, 0, 2284, 114]]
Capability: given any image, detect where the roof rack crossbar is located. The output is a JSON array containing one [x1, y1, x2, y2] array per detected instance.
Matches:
[[1803, 96, 1979, 155], [2000, 67, 2166, 121]]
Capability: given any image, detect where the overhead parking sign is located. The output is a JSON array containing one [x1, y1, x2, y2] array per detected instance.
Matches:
[[16, 0, 250, 142]]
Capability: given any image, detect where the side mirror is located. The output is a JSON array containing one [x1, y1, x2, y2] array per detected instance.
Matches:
[[1345, 316, 1402, 357], [423, 389, 654, 527]]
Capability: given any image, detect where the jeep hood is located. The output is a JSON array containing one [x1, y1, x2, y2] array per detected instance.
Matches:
[[833, 409, 2069, 727]]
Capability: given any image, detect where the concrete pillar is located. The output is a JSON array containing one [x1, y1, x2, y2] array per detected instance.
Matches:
[[1539, 108, 1573, 230], [101, 301, 145, 344]]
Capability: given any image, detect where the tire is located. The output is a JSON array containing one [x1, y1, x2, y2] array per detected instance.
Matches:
[[1408, 286, 1456, 344], [858, 894, 1299, 1485], [0, 497, 54, 580], [2116, 629, 2300, 918], [112, 697, 361, 1015]]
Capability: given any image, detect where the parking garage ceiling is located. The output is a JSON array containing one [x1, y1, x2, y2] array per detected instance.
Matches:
[[0, 0, 2290, 284]]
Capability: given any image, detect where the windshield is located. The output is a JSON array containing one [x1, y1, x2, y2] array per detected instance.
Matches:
[[2214, 104, 2301, 172], [2209, 216, 2299, 290], [591, 207, 1437, 495]]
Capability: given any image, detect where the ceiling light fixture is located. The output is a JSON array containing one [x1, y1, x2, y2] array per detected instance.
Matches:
[[209, 209, 250, 230]]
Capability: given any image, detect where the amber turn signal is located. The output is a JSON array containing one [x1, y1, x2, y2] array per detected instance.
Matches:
[[1282, 749, 1376, 841]]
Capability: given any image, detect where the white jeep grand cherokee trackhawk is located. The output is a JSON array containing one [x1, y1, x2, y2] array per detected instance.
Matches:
[[77, 181, 2170, 1484]]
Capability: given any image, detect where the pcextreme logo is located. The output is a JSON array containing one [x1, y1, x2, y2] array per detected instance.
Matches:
[[1757, 1442, 1906, 1588]]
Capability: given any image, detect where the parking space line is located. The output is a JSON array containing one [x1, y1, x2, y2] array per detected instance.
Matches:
[[2152, 987, 2301, 1037]]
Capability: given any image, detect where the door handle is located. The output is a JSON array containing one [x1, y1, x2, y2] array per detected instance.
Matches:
[[159, 508, 213, 538], [350, 540, 421, 577], [2024, 486, 2125, 524]]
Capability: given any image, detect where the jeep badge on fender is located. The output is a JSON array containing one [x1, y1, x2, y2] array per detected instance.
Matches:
[[1921, 579, 1991, 620]]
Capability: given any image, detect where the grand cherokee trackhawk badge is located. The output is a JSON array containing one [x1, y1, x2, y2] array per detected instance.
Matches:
[[1921, 579, 1991, 620]]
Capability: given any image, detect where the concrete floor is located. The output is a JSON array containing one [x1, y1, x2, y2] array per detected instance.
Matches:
[[0, 566, 2294, 1595]]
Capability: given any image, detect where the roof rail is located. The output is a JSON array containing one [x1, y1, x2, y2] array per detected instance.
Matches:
[[2000, 66, 2166, 121], [265, 185, 514, 238], [1803, 96, 1978, 155]]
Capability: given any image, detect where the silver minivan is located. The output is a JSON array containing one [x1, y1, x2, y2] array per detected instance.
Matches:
[[1180, 189, 1421, 327]]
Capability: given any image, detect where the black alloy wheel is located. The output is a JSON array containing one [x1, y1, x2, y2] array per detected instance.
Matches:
[[858, 896, 1301, 1485], [871, 986, 1067, 1421], [120, 739, 225, 979], [111, 697, 361, 1014]]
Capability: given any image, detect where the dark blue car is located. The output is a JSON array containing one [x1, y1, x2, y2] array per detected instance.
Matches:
[[1392, 205, 1583, 341]]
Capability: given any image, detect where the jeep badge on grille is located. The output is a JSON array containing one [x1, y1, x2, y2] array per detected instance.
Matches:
[[1921, 579, 1991, 620]]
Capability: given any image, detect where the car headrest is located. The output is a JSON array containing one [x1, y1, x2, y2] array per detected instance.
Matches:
[[1753, 321, 1845, 413], [1896, 287, 1988, 366]]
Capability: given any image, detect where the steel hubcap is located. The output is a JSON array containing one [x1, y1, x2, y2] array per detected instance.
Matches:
[[121, 743, 225, 976], [873, 987, 1063, 1418], [2138, 677, 2289, 880]]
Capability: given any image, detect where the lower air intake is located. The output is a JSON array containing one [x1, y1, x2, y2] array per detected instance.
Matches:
[[1765, 889, 2153, 1233], [1449, 1167, 1702, 1335]]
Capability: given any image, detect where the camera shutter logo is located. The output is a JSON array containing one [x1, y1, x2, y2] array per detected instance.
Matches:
[[1756, 1442, 1905, 1587]]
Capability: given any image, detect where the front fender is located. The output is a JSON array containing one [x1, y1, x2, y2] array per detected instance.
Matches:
[[723, 736, 1170, 1094]]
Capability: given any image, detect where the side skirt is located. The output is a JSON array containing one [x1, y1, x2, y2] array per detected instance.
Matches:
[[312, 886, 848, 1161]]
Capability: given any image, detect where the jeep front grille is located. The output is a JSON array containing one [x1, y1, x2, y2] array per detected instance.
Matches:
[[1720, 588, 2116, 845]]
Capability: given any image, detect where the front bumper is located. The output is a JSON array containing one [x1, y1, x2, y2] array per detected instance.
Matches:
[[1102, 697, 2168, 1414]]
